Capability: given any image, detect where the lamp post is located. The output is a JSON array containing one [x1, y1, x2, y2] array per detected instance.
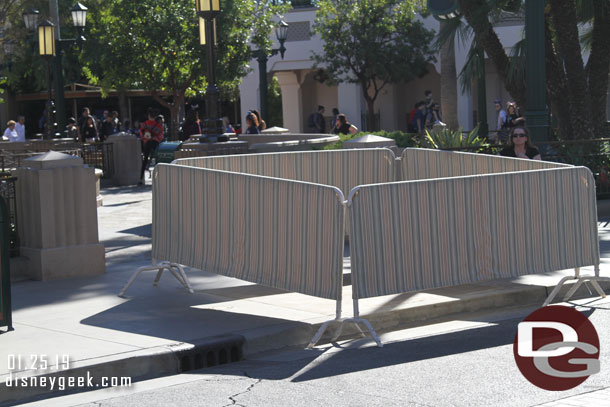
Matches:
[[195, 0, 225, 143], [250, 20, 288, 122], [23, 3, 87, 138], [524, 0, 548, 142], [38, 20, 56, 140]]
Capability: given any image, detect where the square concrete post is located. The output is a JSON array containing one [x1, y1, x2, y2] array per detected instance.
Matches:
[[15, 152, 105, 280], [107, 133, 142, 186]]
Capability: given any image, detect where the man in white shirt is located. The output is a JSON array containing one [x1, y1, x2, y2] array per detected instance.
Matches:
[[14, 115, 26, 142], [494, 99, 507, 142]]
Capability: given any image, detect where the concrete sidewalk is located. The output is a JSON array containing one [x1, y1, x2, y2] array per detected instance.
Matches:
[[1, 181, 609, 406]]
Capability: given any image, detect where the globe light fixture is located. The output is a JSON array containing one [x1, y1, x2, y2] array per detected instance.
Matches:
[[70, 2, 88, 28], [22, 8, 40, 32]]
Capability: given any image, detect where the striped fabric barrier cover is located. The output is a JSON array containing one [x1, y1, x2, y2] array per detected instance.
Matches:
[[401, 148, 570, 181], [349, 166, 599, 299], [152, 164, 345, 300], [174, 149, 396, 197]]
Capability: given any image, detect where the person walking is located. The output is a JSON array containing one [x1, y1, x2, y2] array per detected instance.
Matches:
[[82, 117, 98, 142], [181, 109, 202, 140], [99, 114, 117, 141], [244, 113, 260, 134], [309, 105, 325, 133], [2, 120, 19, 142], [493, 99, 508, 143], [139, 108, 164, 184], [14, 115, 26, 142], [499, 126, 541, 160], [332, 113, 358, 135], [250, 109, 266, 132], [77, 107, 91, 142]]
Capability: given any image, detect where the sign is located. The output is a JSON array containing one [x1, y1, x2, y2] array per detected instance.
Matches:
[[513, 305, 599, 391], [0, 196, 13, 331]]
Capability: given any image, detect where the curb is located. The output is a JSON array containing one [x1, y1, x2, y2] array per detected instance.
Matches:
[[1, 279, 608, 406]]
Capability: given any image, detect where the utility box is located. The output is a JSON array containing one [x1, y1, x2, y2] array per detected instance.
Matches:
[[15, 152, 105, 280]]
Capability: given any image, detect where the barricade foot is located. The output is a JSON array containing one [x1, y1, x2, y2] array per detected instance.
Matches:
[[543, 275, 609, 307], [119, 261, 193, 297], [307, 317, 383, 349]]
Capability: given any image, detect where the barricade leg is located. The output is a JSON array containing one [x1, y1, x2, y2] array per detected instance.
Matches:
[[307, 299, 383, 348], [119, 261, 194, 297], [543, 267, 609, 306]]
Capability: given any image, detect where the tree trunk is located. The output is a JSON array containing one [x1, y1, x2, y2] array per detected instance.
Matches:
[[544, 20, 573, 139], [169, 104, 180, 141], [458, 0, 525, 106], [549, 0, 594, 140], [118, 89, 129, 129], [363, 94, 377, 132], [586, 0, 610, 138], [439, 19, 459, 130]]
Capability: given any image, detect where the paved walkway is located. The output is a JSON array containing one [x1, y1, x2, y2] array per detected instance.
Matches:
[[1, 180, 609, 406]]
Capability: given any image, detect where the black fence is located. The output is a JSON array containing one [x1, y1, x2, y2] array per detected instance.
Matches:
[[0, 176, 19, 257], [360, 112, 381, 132], [81, 143, 114, 179], [0, 142, 114, 179]]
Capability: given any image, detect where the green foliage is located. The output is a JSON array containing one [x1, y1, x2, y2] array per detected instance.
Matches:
[[250, 1, 291, 55], [312, 0, 435, 115], [322, 130, 418, 150], [266, 76, 283, 127], [423, 125, 486, 149]]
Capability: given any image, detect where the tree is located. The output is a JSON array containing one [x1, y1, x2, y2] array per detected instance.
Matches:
[[437, 19, 459, 129], [312, 0, 436, 131], [456, 0, 610, 140], [81, 0, 280, 140]]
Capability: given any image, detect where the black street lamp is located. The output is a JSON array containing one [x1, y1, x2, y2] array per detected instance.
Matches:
[[196, 0, 225, 142], [250, 20, 289, 123], [38, 20, 56, 140], [23, 3, 88, 139]]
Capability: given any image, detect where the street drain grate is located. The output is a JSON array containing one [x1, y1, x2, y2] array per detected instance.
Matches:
[[176, 335, 245, 372]]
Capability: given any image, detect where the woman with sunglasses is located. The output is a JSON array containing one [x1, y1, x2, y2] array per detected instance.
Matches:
[[499, 126, 541, 160]]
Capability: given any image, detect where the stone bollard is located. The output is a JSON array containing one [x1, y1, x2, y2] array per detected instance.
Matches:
[[107, 133, 142, 186], [15, 152, 105, 280]]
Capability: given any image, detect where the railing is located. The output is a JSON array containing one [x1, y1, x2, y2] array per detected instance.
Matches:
[[0, 176, 19, 257], [0, 142, 115, 179], [81, 143, 115, 178], [360, 112, 381, 132]]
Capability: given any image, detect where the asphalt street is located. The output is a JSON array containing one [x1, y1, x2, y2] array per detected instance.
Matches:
[[23, 297, 610, 407]]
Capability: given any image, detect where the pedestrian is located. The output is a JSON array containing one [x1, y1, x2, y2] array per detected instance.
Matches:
[[121, 119, 133, 134], [112, 111, 120, 131], [156, 115, 167, 137], [411, 101, 427, 135], [77, 107, 91, 142], [245, 113, 260, 134], [504, 102, 525, 130], [499, 126, 541, 160], [222, 116, 235, 133], [82, 116, 98, 142], [250, 109, 266, 131], [308, 105, 325, 133], [100, 114, 116, 141], [66, 117, 78, 141], [181, 109, 202, 140], [332, 113, 358, 135], [15, 115, 26, 142], [139, 107, 164, 184], [2, 120, 19, 142], [494, 99, 508, 143], [331, 108, 340, 130]]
